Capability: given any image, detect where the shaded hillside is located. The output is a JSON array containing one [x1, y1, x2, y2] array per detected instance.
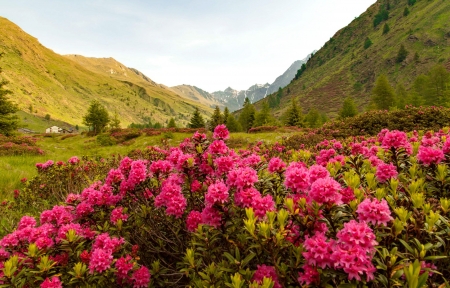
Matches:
[[170, 85, 226, 109], [0, 17, 212, 127], [260, 0, 450, 118], [266, 52, 314, 95]]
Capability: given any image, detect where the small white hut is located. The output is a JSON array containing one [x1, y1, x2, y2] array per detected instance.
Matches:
[[45, 126, 62, 133]]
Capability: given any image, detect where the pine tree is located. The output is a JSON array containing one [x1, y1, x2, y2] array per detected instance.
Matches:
[[396, 44, 408, 63], [209, 106, 223, 131], [339, 97, 358, 119], [226, 114, 242, 132], [382, 23, 390, 35], [238, 98, 256, 132], [305, 108, 321, 128], [364, 37, 372, 49], [395, 83, 408, 109], [167, 118, 177, 128], [254, 102, 274, 127], [427, 64, 450, 106], [283, 98, 303, 127], [371, 74, 396, 110], [403, 7, 410, 16], [0, 58, 19, 136], [109, 111, 121, 129], [82, 100, 110, 134], [188, 108, 205, 128], [223, 107, 230, 125]]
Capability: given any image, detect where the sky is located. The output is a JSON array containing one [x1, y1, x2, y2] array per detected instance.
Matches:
[[1, 0, 375, 92]]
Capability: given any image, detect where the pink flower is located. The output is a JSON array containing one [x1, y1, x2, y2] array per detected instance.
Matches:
[[316, 149, 336, 166], [149, 160, 172, 175], [303, 232, 335, 269], [105, 169, 125, 185], [213, 124, 230, 140], [252, 265, 281, 288], [376, 162, 398, 183], [208, 140, 229, 154], [131, 266, 151, 288], [336, 220, 378, 252], [308, 164, 330, 184], [267, 157, 286, 173], [17, 216, 36, 230], [309, 177, 342, 205], [115, 255, 134, 280], [227, 167, 258, 189], [234, 187, 261, 208], [155, 176, 187, 218], [381, 130, 411, 153], [201, 206, 222, 228], [214, 156, 236, 175], [89, 248, 113, 273], [443, 137, 450, 154], [110, 207, 129, 224], [417, 146, 445, 166], [190, 180, 202, 192], [242, 154, 261, 168], [205, 181, 229, 206], [357, 198, 393, 226], [186, 211, 202, 232], [252, 194, 276, 218], [92, 233, 124, 253], [340, 187, 356, 204], [284, 164, 310, 193], [40, 276, 62, 288], [68, 156, 80, 165], [298, 265, 320, 286]]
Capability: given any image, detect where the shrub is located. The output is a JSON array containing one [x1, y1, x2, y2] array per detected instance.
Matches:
[[96, 134, 116, 146], [2, 126, 450, 287], [0, 134, 44, 156]]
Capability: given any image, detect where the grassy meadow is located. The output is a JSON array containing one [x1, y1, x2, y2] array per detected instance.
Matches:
[[0, 130, 292, 200]]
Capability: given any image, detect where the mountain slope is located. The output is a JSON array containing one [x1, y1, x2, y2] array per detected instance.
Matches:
[[0, 17, 212, 128], [266, 52, 314, 95], [169, 85, 226, 109], [259, 0, 450, 118]]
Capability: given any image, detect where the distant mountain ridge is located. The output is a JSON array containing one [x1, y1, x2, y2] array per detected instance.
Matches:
[[266, 52, 315, 95], [210, 52, 314, 111], [0, 17, 212, 127], [169, 85, 225, 109]]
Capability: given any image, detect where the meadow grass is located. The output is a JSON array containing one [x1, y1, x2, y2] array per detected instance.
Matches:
[[0, 131, 293, 199]]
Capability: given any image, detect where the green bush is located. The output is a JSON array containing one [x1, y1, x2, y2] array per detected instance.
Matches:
[[96, 134, 116, 146]]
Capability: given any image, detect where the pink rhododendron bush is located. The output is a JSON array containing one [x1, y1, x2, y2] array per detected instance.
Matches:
[[2, 125, 450, 287]]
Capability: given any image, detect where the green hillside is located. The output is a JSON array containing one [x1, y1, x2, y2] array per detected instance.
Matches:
[[0, 17, 212, 128], [261, 0, 450, 118]]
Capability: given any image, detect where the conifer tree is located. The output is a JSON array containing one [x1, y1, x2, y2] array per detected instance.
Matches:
[[364, 37, 373, 49], [0, 59, 18, 136], [395, 83, 408, 109], [339, 97, 358, 119], [188, 108, 205, 129], [223, 107, 230, 125], [238, 98, 256, 132], [427, 64, 450, 106], [396, 44, 408, 63], [382, 23, 390, 35], [167, 118, 177, 128], [209, 106, 223, 131], [254, 102, 274, 127], [83, 100, 110, 134], [371, 74, 396, 110], [226, 114, 242, 132], [283, 98, 303, 127], [109, 111, 121, 129], [305, 108, 321, 128]]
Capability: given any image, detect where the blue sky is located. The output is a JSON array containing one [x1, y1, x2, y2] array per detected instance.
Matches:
[[1, 0, 375, 92]]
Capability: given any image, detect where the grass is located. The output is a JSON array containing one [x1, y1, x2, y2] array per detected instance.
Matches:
[[0, 131, 295, 199]]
